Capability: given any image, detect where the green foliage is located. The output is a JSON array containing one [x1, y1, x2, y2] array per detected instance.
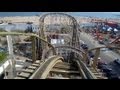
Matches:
[[0, 28, 7, 37], [0, 52, 7, 63], [11, 29, 24, 33]]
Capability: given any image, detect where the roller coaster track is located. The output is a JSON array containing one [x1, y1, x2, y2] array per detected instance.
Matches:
[[109, 36, 120, 44], [38, 13, 80, 60], [88, 46, 120, 72], [15, 55, 108, 79], [43, 45, 108, 79], [88, 46, 120, 51], [0, 13, 113, 79], [44, 45, 87, 61], [20, 55, 109, 79], [0, 32, 108, 79], [14, 45, 110, 79], [0, 32, 56, 56], [14, 55, 96, 79]]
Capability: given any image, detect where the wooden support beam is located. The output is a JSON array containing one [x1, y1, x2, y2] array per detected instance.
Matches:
[[50, 68, 79, 74], [93, 48, 100, 71], [82, 52, 88, 64], [32, 36, 36, 62]]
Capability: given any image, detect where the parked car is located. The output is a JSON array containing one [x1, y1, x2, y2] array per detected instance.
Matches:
[[101, 65, 112, 73], [106, 71, 119, 79], [88, 51, 94, 58], [99, 64, 119, 79], [81, 44, 88, 49], [98, 61, 107, 69], [98, 40, 104, 44], [114, 59, 120, 65]]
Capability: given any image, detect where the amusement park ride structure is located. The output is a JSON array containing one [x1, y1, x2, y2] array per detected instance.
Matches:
[[0, 12, 120, 79]]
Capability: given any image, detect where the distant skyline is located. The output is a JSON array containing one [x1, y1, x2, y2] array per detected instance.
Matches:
[[0, 12, 120, 18], [1, 12, 120, 31]]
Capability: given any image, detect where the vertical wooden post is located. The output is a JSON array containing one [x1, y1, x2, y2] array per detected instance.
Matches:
[[6, 35, 16, 78], [32, 36, 36, 62], [83, 49, 88, 64], [82, 52, 87, 62], [93, 48, 100, 70]]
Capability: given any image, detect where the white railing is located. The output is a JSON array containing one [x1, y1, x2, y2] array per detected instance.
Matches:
[[0, 58, 12, 76]]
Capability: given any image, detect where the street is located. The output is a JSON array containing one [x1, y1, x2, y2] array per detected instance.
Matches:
[[79, 32, 120, 63]]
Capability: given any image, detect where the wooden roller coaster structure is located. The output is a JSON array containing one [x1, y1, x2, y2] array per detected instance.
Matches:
[[0, 13, 120, 79]]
